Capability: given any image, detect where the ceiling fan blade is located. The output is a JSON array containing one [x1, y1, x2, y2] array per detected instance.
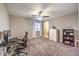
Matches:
[[43, 16, 49, 18]]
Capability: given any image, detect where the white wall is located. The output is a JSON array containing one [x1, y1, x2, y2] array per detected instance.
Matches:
[[78, 4, 79, 40], [0, 4, 9, 43], [49, 12, 78, 42], [0, 4, 9, 31], [10, 16, 33, 39]]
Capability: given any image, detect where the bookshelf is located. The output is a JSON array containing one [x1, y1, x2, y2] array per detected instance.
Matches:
[[63, 29, 75, 46]]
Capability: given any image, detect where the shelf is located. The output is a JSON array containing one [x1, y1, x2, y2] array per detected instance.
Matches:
[[65, 40, 74, 42], [63, 29, 74, 46]]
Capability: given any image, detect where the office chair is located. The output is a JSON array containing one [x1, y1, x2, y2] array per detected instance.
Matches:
[[11, 32, 28, 56]]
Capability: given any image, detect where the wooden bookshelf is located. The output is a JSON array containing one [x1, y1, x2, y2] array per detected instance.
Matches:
[[63, 29, 75, 46]]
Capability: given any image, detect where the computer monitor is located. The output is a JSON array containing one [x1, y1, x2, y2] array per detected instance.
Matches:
[[0, 32, 2, 39], [3, 30, 11, 43]]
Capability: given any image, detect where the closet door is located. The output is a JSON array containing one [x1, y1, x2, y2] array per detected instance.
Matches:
[[42, 21, 49, 38]]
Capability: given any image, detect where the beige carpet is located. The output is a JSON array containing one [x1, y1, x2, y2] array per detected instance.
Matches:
[[25, 38, 79, 56], [26, 38, 55, 56]]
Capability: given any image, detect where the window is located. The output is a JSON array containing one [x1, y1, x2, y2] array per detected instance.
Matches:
[[34, 21, 40, 32]]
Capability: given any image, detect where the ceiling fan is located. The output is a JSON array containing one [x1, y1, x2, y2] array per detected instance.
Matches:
[[32, 11, 49, 20]]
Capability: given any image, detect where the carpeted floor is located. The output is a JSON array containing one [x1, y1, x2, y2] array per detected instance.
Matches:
[[25, 38, 79, 56], [25, 38, 55, 56]]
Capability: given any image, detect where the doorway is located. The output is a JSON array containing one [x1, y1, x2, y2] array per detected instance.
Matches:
[[42, 21, 49, 38]]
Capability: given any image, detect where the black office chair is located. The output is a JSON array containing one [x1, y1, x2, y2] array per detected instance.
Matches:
[[12, 32, 28, 56]]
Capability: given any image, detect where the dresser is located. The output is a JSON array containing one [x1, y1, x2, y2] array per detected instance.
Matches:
[[49, 28, 58, 42]]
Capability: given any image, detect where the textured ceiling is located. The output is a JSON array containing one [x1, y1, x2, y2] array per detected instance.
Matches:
[[6, 3, 78, 18]]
